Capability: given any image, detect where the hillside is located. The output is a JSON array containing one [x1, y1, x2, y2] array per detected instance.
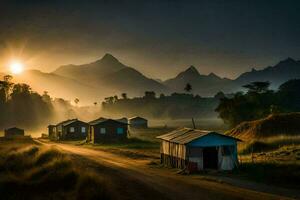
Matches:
[[54, 53, 169, 97], [226, 113, 300, 140], [235, 58, 300, 89], [164, 66, 236, 96], [13, 70, 104, 104], [53, 53, 127, 82], [102, 67, 170, 96]]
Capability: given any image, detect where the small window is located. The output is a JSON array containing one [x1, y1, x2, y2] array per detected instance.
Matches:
[[70, 127, 75, 133], [100, 128, 106, 134], [117, 128, 124, 134], [81, 127, 86, 133]]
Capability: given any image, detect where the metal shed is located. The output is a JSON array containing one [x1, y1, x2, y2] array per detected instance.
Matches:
[[156, 128, 241, 171]]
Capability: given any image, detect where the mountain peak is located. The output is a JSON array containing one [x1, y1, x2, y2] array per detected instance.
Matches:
[[208, 72, 219, 78], [278, 57, 297, 66], [184, 65, 200, 75], [100, 53, 119, 63]]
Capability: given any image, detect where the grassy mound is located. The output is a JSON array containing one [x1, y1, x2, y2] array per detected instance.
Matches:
[[226, 113, 300, 140], [0, 140, 112, 200]]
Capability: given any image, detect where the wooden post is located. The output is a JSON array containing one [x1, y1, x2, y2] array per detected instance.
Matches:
[[192, 118, 196, 129]]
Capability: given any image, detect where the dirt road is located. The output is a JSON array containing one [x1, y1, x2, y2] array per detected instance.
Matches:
[[37, 140, 295, 200]]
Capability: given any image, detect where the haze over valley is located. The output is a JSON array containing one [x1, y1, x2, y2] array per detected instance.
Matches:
[[2, 54, 300, 106]]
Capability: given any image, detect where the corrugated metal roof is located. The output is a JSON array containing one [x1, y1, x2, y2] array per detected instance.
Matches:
[[89, 117, 107, 125], [129, 116, 147, 121], [89, 118, 128, 126], [56, 119, 78, 126], [157, 128, 239, 144]]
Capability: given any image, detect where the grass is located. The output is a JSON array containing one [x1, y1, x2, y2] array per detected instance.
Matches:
[[237, 162, 300, 189], [227, 113, 300, 140], [0, 137, 112, 200], [239, 135, 300, 154], [236, 135, 300, 189]]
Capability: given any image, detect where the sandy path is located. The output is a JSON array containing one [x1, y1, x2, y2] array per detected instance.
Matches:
[[37, 140, 294, 200]]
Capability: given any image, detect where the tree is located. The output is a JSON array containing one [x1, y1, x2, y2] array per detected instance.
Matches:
[[243, 81, 270, 94], [104, 96, 114, 104], [144, 91, 156, 99], [214, 91, 225, 100], [184, 83, 192, 93], [42, 91, 52, 103], [94, 102, 97, 106], [113, 95, 118, 103], [74, 98, 79, 105], [121, 93, 127, 99], [0, 75, 14, 101]]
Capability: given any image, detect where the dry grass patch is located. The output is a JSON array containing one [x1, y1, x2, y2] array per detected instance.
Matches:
[[0, 138, 112, 200]]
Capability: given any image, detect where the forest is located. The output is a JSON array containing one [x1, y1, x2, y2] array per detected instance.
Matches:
[[216, 79, 300, 127], [0, 75, 78, 130], [101, 90, 225, 119]]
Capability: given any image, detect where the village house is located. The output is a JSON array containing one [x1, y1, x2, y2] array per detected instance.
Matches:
[[157, 128, 241, 172], [87, 118, 128, 143], [48, 119, 89, 140], [4, 127, 25, 138], [48, 125, 56, 139], [129, 116, 148, 128]]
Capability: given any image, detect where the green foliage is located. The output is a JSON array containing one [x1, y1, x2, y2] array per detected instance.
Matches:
[[0, 76, 52, 129], [0, 75, 75, 130], [216, 80, 300, 127]]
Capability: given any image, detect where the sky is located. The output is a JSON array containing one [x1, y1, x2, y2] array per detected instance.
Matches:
[[0, 0, 299, 80]]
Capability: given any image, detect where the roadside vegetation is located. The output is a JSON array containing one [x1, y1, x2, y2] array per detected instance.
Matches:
[[235, 135, 300, 189], [0, 138, 112, 200]]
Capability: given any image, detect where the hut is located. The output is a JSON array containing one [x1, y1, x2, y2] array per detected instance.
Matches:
[[129, 116, 148, 128], [88, 118, 128, 143], [51, 119, 89, 140], [4, 127, 25, 138], [48, 125, 56, 139], [157, 128, 241, 171]]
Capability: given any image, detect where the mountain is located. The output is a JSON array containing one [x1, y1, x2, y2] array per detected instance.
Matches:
[[54, 53, 169, 97], [235, 58, 300, 89], [102, 67, 169, 95], [164, 66, 236, 96], [12, 70, 102, 105], [54, 53, 127, 83]]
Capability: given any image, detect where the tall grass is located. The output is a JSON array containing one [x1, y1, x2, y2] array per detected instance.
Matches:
[[0, 140, 112, 200], [239, 135, 300, 154]]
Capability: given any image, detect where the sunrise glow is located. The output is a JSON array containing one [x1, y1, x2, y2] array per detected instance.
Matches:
[[9, 60, 24, 74]]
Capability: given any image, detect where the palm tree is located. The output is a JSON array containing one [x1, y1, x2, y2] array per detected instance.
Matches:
[[184, 83, 192, 93]]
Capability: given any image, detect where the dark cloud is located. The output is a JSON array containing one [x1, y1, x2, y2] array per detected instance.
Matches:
[[0, 0, 299, 79]]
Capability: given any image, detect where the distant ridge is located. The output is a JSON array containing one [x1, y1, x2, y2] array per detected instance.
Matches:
[[164, 65, 235, 96], [235, 57, 300, 89], [53, 53, 169, 97], [1, 55, 300, 104]]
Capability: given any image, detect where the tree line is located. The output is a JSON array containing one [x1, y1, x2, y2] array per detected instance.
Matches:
[[0, 75, 77, 130], [101, 89, 224, 119], [215, 79, 300, 127]]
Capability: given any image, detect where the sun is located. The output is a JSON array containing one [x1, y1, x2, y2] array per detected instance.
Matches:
[[9, 60, 24, 74]]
